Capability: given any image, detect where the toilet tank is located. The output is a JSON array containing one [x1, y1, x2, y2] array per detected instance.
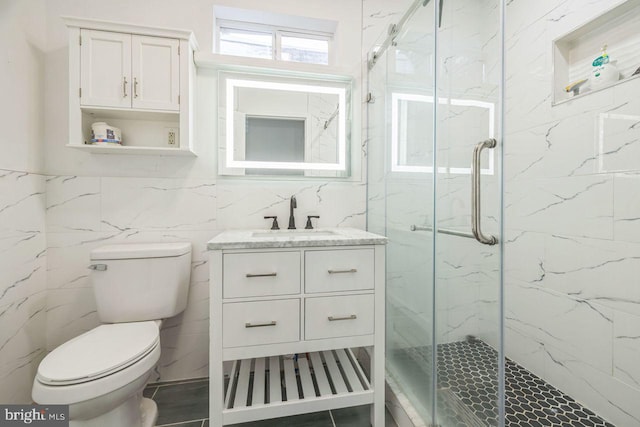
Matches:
[[89, 242, 191, 323]]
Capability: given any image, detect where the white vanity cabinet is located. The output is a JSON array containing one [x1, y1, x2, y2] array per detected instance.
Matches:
[[64, 17, 197, 156], [208, 229, 387, 426]]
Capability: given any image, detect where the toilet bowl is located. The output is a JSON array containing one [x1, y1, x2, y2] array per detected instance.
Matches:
[[32, 242, 192, 427], [33, 322, 161, 427]]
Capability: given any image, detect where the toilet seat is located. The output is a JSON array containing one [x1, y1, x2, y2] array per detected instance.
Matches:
[[37, 321, 159, 386]]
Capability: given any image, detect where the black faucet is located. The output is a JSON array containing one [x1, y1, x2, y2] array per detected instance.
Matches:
[[288, 195, 297, 229]]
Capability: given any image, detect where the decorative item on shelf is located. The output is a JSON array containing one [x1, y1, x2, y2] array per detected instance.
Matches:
[[591, 44, 619, 88], [90, 122, 122, 146], [565, 79, 588, 96]]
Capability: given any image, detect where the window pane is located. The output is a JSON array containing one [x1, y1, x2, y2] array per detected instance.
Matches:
[[281, 35, 329, 65], [219, 27, 273, 59]]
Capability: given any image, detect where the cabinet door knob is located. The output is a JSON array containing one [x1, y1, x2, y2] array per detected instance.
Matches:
[[123, 76, 128, 97], [134, 77, 139, 98]]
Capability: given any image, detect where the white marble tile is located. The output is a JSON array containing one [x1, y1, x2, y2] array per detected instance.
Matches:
[[543, 234, 640, 316], [101, 177, 216, 232], [504, 324, 546, 379], [613, 310, 640, 390], [0, 292, 47, 404], [152, 331, 209, 383], [503, 229, 545, 284], [613, 173, 640, 243], [542, 341, 640, 427], [506, 283, 613, 374], [505, 174, 614, 239], [46, 232, 118, 290], [46, 287, 100, 351], [0, 171, 46, 306], [216, 181, 366, 230], [46, 175, 101, 232]]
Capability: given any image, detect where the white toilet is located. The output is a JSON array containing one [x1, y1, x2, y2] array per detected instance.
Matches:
[[32, 242, 192, 427]]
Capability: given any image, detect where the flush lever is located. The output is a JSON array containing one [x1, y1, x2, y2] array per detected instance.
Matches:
[[88, 264, 108, 271]]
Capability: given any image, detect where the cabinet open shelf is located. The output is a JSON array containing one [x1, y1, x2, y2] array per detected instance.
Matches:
[[223, 349, 372, 425], [66, 144, 196, 156]]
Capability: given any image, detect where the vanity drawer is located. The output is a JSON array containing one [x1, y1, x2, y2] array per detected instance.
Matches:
[[223, 252, 300, 298], [223, 299, 300, 348], [305, 294, 374, 340], [305, 249, 374, 293]]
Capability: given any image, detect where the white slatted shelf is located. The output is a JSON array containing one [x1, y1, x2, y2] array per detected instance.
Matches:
[[223, 349, 373, 425]]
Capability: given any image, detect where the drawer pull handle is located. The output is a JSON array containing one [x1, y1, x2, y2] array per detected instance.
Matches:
[[328, 315, 357, 321], [246, 272, 277, 278], [245, 321, 277, 328], [328, 268, 357, 274]]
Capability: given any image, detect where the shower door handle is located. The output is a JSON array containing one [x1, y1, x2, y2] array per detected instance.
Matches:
[[471, 138, 498, 245]]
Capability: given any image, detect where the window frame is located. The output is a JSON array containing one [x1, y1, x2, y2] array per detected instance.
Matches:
[[215, 19, 334, 65]]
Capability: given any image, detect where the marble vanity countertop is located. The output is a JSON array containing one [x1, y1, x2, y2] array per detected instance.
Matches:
[[207, 227, 387, 250]]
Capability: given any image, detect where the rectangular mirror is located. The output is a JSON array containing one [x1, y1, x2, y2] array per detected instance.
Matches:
[[219, 71, 351, 177]]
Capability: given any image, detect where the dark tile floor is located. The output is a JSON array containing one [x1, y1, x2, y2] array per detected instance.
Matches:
[[396, 338, 615, 427], [144, 378, 398, 427]]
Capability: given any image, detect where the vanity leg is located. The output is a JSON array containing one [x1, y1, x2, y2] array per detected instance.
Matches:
[[371, 245, 386, 427], [210, 251, 224, 427], [370, 344, 385, 426]]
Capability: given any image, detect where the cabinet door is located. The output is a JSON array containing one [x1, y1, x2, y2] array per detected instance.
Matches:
[[131, 36, 180, 111], [80, 30, 131, 108]]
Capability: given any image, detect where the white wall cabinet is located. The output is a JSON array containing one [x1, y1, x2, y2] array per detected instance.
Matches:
[[64, 17, 197, 156], [80, 31, 180, 111]]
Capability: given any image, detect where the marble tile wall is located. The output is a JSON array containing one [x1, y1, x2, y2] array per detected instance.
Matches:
[[0, 171, 47, 404], [504, 0, 640, 425], [0, 0, 48, 404], [44, 177, 366, 382]]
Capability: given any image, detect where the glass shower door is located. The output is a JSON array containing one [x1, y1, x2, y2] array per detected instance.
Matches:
[[367, 0, 503, 425], [433, 0, 503, 426], [368, 1, 438, 423]]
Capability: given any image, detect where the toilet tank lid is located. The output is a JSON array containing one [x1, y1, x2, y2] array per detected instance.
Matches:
[[91, 242, 191, 260]]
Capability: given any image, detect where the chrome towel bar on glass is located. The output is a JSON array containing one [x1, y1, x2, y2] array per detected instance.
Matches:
[[471, 138, 498, 245], [410, 225, 475, 240]]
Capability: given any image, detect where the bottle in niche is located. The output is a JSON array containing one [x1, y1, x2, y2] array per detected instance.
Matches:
[[591, 44, 619, 88]]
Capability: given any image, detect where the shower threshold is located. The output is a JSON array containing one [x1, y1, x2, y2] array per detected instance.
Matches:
[[392, 337, 615, 427]]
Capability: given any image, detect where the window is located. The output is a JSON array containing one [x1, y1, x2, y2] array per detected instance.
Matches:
[[217, 20, 332, 65], [219, 27, 272, 60]]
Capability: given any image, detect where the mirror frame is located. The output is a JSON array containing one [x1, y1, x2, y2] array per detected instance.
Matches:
[[221, 74, 350, 174]]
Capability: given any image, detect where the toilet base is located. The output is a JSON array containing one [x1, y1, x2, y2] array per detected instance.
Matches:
[[68, 392, 157, 427], [141, 397, 158, 427]]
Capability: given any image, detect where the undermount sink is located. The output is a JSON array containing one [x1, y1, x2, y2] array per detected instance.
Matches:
[[251, 230, 337, 238]]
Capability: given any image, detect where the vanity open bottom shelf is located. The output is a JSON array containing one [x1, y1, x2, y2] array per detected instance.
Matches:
[[223, 348, 373, 425]]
